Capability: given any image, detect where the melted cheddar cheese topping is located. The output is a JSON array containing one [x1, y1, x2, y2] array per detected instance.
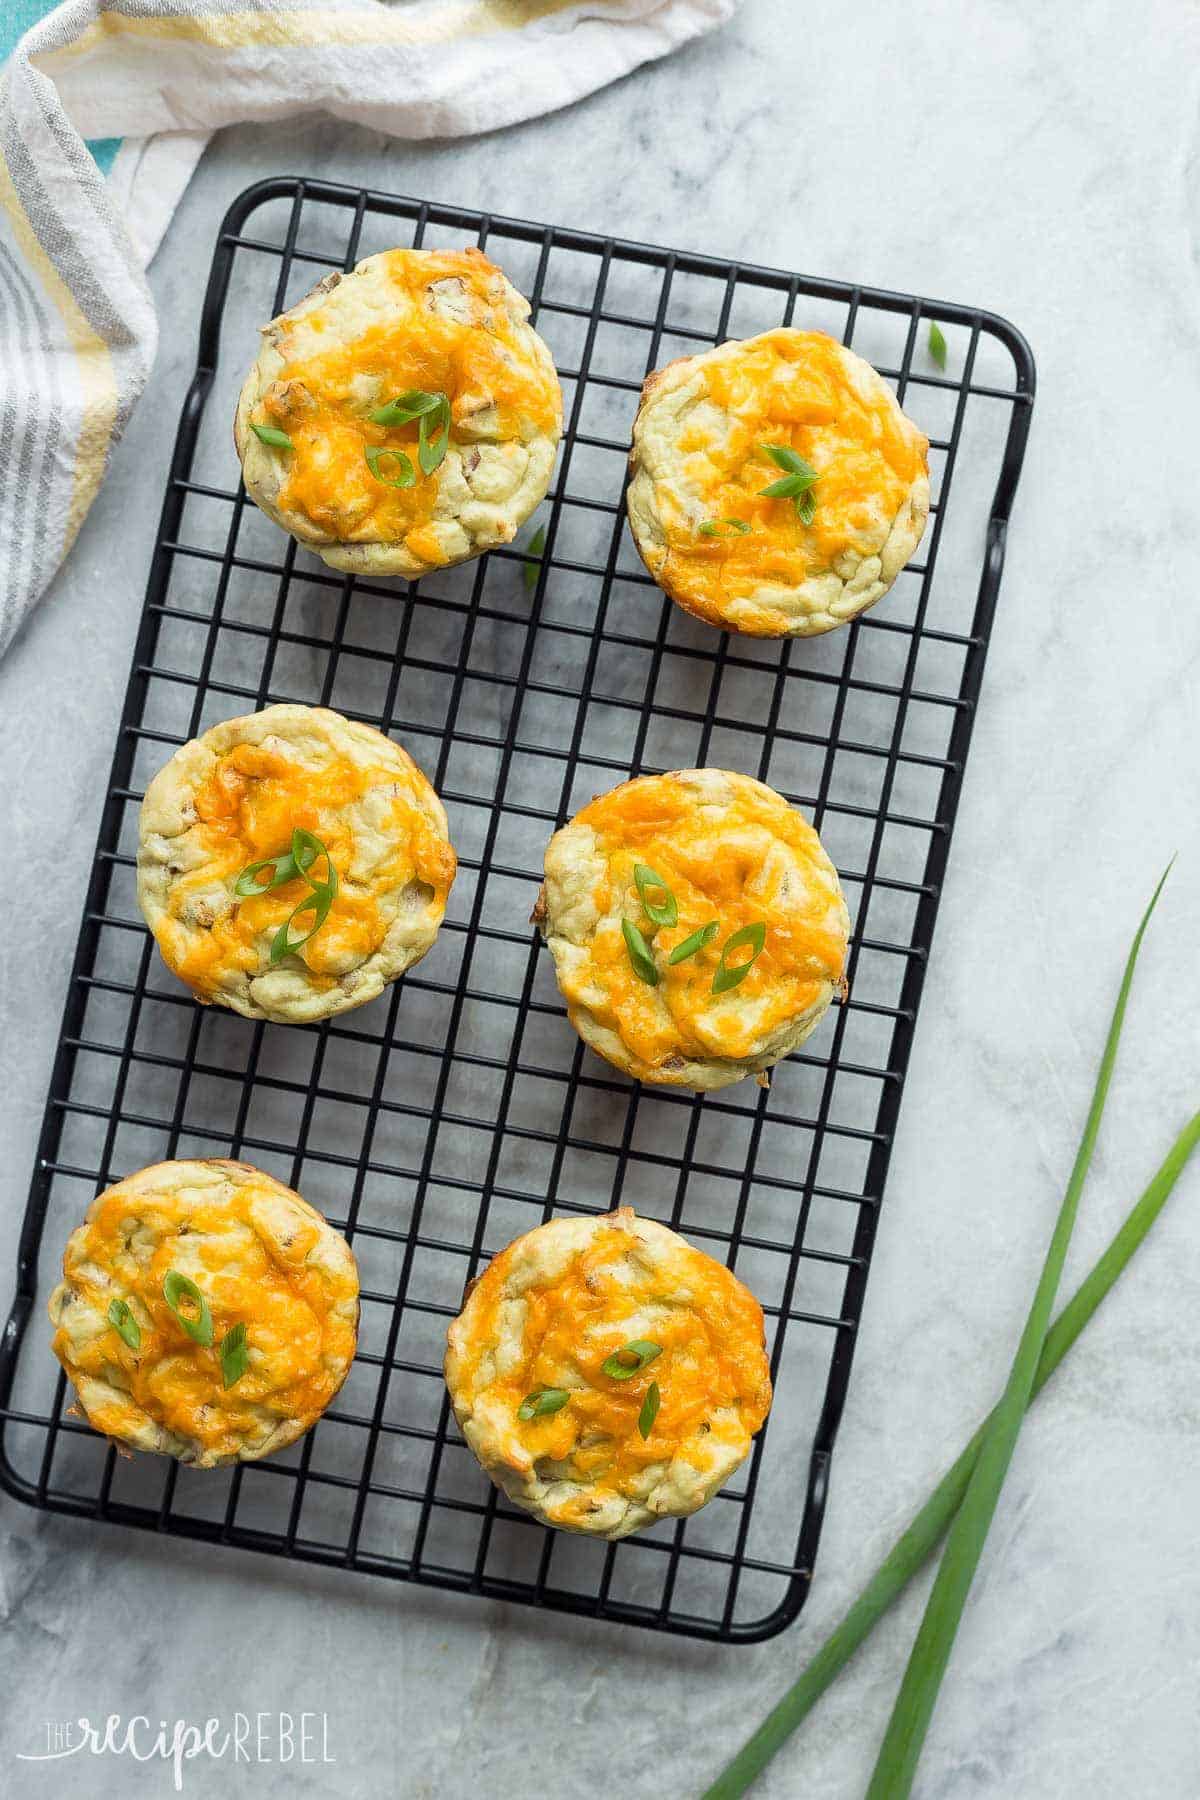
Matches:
[[254, 248, 561, 558], [551, 771, 848, 1077], [140, 708, 456, 1016], [49, 1161, 359, 1467], [632, 329, 928, 635], [445, 1210, 771, 1536]]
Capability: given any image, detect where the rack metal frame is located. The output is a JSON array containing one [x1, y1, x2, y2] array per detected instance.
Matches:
[[0, 178, 1035, 1642]]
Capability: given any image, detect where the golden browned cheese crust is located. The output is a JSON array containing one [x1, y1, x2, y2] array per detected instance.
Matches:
[[234, 247, 562, 576], [47, 1160, 359, 1468], [445, 1209, 772, 1538], [136, 703, 456, 1024], [536, 768, 850, 1091], [627, 327, 929, 637]]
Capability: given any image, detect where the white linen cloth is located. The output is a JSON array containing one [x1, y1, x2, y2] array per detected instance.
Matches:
[[0, 0, 735, 655]]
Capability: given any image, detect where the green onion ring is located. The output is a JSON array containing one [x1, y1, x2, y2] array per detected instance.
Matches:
[[760, 443, 816, 480], [633, 862, 677, 928], [289, 827, 337, 899], [369, 389, 444, 427], [637, 1381, 661, 1440], [621, 918, 659, 987], [250, 422, 293, 450], [517, 1388, 570, 1421], [106, 1298, 141, 1351], [711, 922, 767, 995], [162, 1270, 214, 1347], [365, 444, 416, 488], [601, 1339, 662, 1381], [219, 1321, 250, 1390], [668, 921, 719, 965], [233, 831, 318, 899], [269, 880, 336, 966], [417, 397, 451, 476]]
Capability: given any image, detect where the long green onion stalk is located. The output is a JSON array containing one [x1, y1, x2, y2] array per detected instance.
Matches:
[[705, 866, 1187, 1799], [865, 865, 1170, 1798], [705, 1107, 1199, 1799]]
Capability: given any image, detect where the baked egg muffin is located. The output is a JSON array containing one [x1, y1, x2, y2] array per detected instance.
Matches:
[[627, 327, 929, 637], [137, 703, 456, 1025], [48, 1159, 359, 1468], [445, 1208, 772, 1538], [234, 246, 562, 576], [534, 768, 850, 1091]]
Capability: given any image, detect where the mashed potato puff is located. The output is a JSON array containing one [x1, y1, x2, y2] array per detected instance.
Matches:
[[137, 703, 456, 1024], [535, 768, 850, 1091], [628, 327, 928, 637], [48, 1159, 359, 1469], [234, 247, 562, 576], [445, 1208, 772, 1538]]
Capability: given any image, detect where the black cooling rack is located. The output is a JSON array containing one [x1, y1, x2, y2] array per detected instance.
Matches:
[[0, 177, 1034, 1643]]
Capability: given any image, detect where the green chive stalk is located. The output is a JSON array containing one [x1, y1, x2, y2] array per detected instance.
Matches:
[[704, 865, 1185, 1800], [704, 1106, 1199, 1800], [864, 864, 1171, 1799]]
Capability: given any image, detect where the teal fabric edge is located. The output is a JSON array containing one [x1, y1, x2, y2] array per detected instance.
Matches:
[[2, 0, 122, 174], [88, 135, 122, 174]]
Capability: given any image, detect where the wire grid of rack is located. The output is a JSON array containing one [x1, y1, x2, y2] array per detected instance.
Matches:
[[0, 177, 1034, 1643]]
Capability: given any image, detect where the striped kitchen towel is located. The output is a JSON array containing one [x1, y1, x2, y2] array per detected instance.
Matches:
[[0, 0, 736, 658]]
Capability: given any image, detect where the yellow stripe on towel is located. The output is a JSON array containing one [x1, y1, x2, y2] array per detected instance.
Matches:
[[0, 147, 118, 564], [42, 0, 585, 62]]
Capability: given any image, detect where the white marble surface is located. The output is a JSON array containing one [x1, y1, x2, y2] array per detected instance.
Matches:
[[3, 2, 1200, 1794]]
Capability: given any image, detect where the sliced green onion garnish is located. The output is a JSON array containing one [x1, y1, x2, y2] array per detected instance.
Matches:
[[162, 1270, 213, 1347], [367, 389, 450, 477], [417, 396, 451, 476], [621, 918, 659, 987], [760, 443, 817, 481], [633, 863, 677, 928], [365, 444, 416, 488], [517, 1388, 570, 1421], [668, 921, 719, 965], [237, 828, 336, 914], [368, 388, 444, 427], [698, 518, 751, 538], [601, 1339, 662, 1381], [928, 321, 948, 369], [219, 1321, 249, 1390], [236, 828, 339, 965], [270, 880, 337, 965], [759, 444, 819, 521], [523, 524, 546, 592], [233, 829, 319, 899], [250, 422, 294, 450], [289, 827, 337, 898], [107, 1298, 141, 1351], [760, 473, 820, 520], [638, 1380, 661, 1440], [711, 921, 766, 995], [234, 848, 300, 898]]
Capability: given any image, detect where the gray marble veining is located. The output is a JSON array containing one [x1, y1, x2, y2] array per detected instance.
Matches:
[[2, 1, 1200, 1794]]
